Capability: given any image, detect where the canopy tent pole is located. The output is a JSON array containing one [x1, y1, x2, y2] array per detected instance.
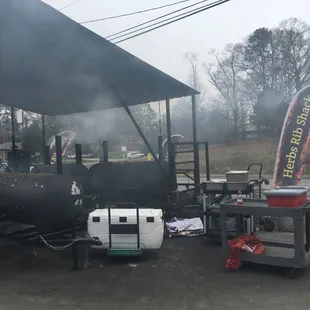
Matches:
[[102, 141, 109, 163], [44, 145, 51, 165], [10, 107, 16, 156], [166, 99, 176, 189], [41, 114, 46, 162], [109, 81, 168, 180], [158, 135, 163, 161], [192, 95, 200, 194], [75, 144, 82, 165], [55, 135, 63, 174]]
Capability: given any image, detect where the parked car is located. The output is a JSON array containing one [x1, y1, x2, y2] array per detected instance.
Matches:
[[82, 153, 94, 158], [127, 151, 144, 159]]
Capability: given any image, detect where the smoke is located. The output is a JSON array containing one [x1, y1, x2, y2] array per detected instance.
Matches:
[[258, 88, 284, 108], [253, 88, 288, 132], [50, 107, 134, 145]]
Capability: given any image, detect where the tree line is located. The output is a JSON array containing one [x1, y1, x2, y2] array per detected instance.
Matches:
[[174, 17, 310, 144]]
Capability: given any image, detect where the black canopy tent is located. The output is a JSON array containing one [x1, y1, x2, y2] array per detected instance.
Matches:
[[0, 0, 200, 185]]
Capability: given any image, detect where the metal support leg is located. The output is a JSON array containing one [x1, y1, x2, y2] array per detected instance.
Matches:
[[191, 95, 200, 196], [294, 212, 305, 266], [10, 107, 16, 156], [166, 99, 176, 189], [44, 146, 51, 165], [75, 144, 82, 165], [41, 114, 46, 162], [84, 245, 90, 270], [203, 194, 207, 234], [220, 211, 228, 256], [158, 135, 163, 162], [102, 141, 108, 163], [208, 195, 213, 230], [71, 222, 78, 271], [205, 142, 210, 181], [306, 212, 310, 251], [136, 206, 140, 250], [108, 205, 112, 250], [235, 215, 242, 235]]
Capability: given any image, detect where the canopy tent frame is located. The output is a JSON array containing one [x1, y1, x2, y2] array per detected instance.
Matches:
[[1, 0, 200, 190]]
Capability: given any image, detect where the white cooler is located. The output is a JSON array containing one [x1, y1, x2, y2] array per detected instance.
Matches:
[[87, 208, 164, 250]]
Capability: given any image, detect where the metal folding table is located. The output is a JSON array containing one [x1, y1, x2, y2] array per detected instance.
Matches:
[[220, 199, 310, 272]]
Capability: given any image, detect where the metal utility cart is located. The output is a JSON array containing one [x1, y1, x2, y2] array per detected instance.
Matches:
[[202, 164, 269, 242], [220, 198, 310, 276], [202, 182, 255, 241]]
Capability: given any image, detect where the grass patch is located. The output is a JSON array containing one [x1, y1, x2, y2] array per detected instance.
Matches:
[[177, 138, 279, 175], [108, 151, 124, 159], [207, 139, 278, 174]]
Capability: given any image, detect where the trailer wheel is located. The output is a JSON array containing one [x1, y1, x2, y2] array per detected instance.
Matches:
[[284, 267, 305, 279], [259, 217, 275, 232], [99, 193, 122, 209]]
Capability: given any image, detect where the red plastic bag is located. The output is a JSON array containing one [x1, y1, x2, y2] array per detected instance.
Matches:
[[225, 234, 264, 271]]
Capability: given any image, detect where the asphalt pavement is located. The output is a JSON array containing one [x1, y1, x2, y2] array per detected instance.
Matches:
[[0, 236, 310, 310]]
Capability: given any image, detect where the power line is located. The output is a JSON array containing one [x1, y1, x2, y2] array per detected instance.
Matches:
[[106, 0, 208, 40], [59, 0, 81, 11], [80, 0, 190, 25], [110, 0, 212, 42], [113, 0, 230, 44]]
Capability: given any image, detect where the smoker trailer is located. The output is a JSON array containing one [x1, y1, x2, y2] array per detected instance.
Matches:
[[0, 0, 203, 269]]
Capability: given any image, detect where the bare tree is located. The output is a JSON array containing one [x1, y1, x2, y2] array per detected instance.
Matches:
[[205, 44, 247, 139], [183, 52, 206, 106], [172, 52, 208, 140], [278, 18, 310, 91], [240, 28, 283, 92]]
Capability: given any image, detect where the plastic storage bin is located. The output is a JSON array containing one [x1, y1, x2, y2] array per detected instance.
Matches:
[[264, 187, 308, 208], [226, 171, 248, 183]]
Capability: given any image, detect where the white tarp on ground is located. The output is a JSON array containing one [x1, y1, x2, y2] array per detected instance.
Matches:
[[166, 217, 204, 237]]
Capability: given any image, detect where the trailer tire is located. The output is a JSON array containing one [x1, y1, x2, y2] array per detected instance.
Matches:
[[284, 267, 305, 279], [259, 217, 275, 232], [99, 193, 122, 209]]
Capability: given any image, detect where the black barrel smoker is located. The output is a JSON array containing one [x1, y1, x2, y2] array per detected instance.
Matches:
[[0, 172, 83, 233]]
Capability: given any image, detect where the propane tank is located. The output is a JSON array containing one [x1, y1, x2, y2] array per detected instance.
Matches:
[[0, 173, 83, 233]]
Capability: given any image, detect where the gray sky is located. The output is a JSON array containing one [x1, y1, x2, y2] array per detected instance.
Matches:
[[44, 0, 310, 93]]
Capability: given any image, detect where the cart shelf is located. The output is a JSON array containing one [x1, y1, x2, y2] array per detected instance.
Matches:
[[220, 198, 310, 270], [255, 230, 298, 247], [240, 246, 310, 268]]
